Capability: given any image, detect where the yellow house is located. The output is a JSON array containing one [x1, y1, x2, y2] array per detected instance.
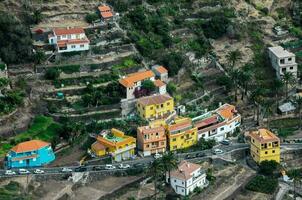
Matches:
[[91, 128, 136, 162], [166, 117, 198, 151], [136, 94, 174, 121], [250, 129, 280, 164]]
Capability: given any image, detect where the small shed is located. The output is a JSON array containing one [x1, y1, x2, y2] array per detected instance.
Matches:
[[278, 102, 296, 115]]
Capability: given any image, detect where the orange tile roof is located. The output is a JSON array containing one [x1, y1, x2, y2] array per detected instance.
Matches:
[[250, 129, 280, 143], [54, 28, 85, 36], [137, 94, 172, 106], [170, 161, 201, 180], [11, 140, 50, 153], [98, 5, 111, 12], [154, 66, 168, 74], [101, 11, 113, 19], [168, 119, 192, 132], [217, 104, 236, 120], [154, 80, 166, 87], [92, 141, 106, 151], [119, 70, 155, 88], [57, 39, 90, 47]]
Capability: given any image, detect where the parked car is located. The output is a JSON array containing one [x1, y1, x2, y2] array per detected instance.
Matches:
[[134, 163, 145, 168], [5, 170, 16, 175], [92, 166, 103, 171], [212, 149, 224, 155], [185, 154, 195, 159], [62, 167, 73, 172], [34, 169, 44, 174], [118, 164, 130, 169], [154, 153, 162, 159], [220, 139, 231, 145], [105, 164, 116, 170], [196, 152, 206, 157], [18, 169, 30, 175], [75, 167, 86, 172]]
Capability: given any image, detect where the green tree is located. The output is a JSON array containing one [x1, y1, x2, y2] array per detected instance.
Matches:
[[238, 66, 252, 100], [32, 9, 43, 24], [270, 79, 284, 111], [167, 82, 177, 95], [149, 159, 163, 200], [226, 50, 241, 68], [33, 50, 46, 64], [294, 96, 302, 129], [288, 169, 302, 199], [259, 160, 279, 176], [282, 72, 295, 99], [161, 152, 177, 185], [45, 68, 60, 80], [251, 87, 266, 125], [85, 13, 99, 24], [141, 80, 155, 92], [230, 69, 240, 102]]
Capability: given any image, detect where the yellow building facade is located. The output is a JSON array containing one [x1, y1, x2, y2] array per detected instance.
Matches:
[[250, 129, 280, 164], [166, 117, 198, 151], [91, 128, 136, 162], [136, 94, 174, 120]]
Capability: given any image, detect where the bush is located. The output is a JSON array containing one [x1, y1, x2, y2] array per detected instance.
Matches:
[[246, 175, 278, 194], [259, 160, 279, 176], [85, 13, 99, 23], [45, 68, 60, 80]]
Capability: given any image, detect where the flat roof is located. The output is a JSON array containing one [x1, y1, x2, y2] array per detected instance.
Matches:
[[268, 46, 295, 58]]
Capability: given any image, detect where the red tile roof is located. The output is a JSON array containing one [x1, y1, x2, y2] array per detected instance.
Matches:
[[54, 28, 85, 36], [170, 161, 201, 180], [98, 5, 111, 12], [168, 119, 192, 132], [101, 11, 113, 19], [137, 94, 172, 106], [11, 140, 50, 153], [154, 66, 168, 74], [250, 129, 280, 143], [154, 80, 166, 87], [194, 115, 218, 128], [119, 70, 155, 88]]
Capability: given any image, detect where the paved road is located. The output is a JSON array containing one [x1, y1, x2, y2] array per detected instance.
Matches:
[[1, 143, 301, 178]]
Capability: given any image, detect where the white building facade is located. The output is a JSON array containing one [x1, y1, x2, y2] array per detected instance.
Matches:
[[167, 161, 208, 196], [48, 28, 90, 53], [268, 46, 297, 79], [193, 104, 241, 142]]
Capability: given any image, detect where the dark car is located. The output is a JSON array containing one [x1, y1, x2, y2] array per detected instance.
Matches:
[[186, 154, 195, 159], [75, 167, 86, 172], [196, 152, 206, 157], [92, 166, 103, 171], [220, 140, 230, 145]]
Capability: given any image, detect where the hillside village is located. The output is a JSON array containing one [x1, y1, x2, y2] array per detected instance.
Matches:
[[1, 0, 302, 200]]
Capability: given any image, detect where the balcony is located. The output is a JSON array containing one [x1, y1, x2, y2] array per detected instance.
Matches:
[[113, 144, 136, 155]]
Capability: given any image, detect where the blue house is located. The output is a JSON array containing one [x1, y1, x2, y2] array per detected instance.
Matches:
[[5, 140, 55, 168]]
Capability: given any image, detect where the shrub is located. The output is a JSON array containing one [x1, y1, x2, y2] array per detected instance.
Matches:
[[246, 175, 278, 194], [45, 68, 60, 80], [259, 160, 279, 176], [85, 13, 99, 24]]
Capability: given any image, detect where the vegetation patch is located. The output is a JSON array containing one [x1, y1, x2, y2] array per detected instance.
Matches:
[[245, 175, 278, 194], [0, 181, 31, 200]]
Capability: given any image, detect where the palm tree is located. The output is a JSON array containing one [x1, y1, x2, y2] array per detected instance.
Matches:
[[294, 96, 302, 130], [230, 69, 240, 102], [161, 152, 178, 185], [33, 9, 43, 24], [149, 159, 163, 200], [282, 72, 296, 99], [270, 79, 284, 111], [251, 87, 266, 125], [263, 100, 273, 129], [238, 67, 252, 100], [226, 50, 241, 68]]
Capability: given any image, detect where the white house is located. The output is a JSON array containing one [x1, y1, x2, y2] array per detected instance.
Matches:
[[268, 46, 297, 79], [152, 65, 169, 82], [193, 104, 241, 142], [48, 27, 90, 53], [167, 161, 208, 196]]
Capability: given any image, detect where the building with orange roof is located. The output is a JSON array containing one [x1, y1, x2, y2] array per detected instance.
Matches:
[[137, 125, 166, 156], [250, 129, 280, 163], [98, 5, 114, 20], [136, 94, 174, 121], [48, 27, 89, 53], [192, 103, 241, 142], [91, 128, 136, 162], [152, 65, 169, 82], [119, 70, 156, 99], [168, 160, 208, 196], [166, 117, 198, 151], [5, 140, 55, 168]]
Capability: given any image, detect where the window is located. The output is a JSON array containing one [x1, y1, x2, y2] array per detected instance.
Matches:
[[174, 180, 176, 183], [80, 44, 84, 48], [288, 58, 292, 61], [252, 139, 255, 143], [290, 66, 293, 70], [173, 138, 176, 142], [57, 36, 61, 40], [150, 106, 153, 110], [167, 102, 170, 106], [68, 35, 71, 39], [19, 160, 23, 164], [144, 135, 147, 139], [181, 136, 184, 139], [146, 144, 149, 148], [156, 132, 159, 136], [220, 127, 224, 131], [156, 105, 159, 109], [265, 151, 268, 154], [282, 68, 286, 73], [71, 45, 76, 48], [280, 59, 285, 64], [272, 150, 275, 153], [161, 104, 164, 108]]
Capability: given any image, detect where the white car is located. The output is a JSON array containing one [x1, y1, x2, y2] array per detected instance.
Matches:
[[5, 170, 16, 175], [62, 167, 73, 172], [105, 164, 116, 170], [118, 164, 130, 169], [212, 149, 224, 155], [18, 168, 30, 174], [154, 153, 162, 159], [34, 169, 44, 174]]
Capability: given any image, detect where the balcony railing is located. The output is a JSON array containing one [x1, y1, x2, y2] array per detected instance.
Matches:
[[113, 144, 136, 155]]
